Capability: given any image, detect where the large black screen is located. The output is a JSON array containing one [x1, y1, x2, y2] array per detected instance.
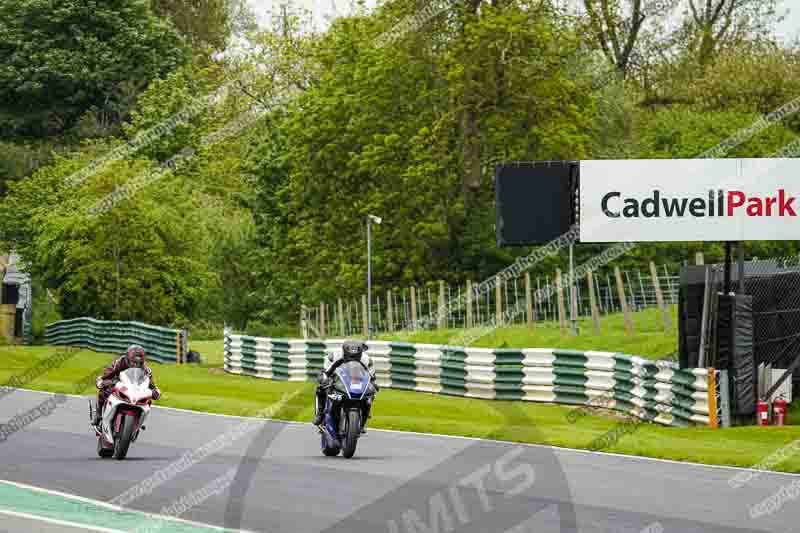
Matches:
[[495, 161, 578, 246]]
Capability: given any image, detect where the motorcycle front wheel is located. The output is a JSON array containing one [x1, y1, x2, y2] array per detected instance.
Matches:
[[341, 409, 361, 459], [113, 414, 135, 460]]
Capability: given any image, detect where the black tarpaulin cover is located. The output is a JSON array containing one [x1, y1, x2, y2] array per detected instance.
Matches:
[[732, 295, 756, 415]]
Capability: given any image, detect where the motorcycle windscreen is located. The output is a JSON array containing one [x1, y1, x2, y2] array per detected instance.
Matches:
[[120, 368, 149, 386], [335, 361, 370, 399]]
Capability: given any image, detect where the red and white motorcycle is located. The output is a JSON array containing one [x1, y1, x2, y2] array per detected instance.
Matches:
[[89, 368, 153, 460]]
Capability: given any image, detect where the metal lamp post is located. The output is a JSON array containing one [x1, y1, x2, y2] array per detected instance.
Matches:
[[569, 243, 579, 335], [367, 214, 382, 339]]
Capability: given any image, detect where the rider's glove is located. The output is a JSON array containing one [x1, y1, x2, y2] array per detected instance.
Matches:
[[97, 378, 114, 389], [151, 388, 161, 401], [319, 370, 332, 387]]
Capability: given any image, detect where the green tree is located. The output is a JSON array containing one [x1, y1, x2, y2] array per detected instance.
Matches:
[[581, 0, 679, 77], [684, 0, 780, 65], [0, 54, 264, 325], [151, 0, 256, 56], [674, 41, 800, 122], [0, 0, 187, 138], [634, 106, 798, 159], [242, 0, 597, 323], [0, 152, 217, 324]]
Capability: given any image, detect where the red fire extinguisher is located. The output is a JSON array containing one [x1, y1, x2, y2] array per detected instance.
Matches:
[[773, 398, 788, 426], [757, 400, 771, 426]]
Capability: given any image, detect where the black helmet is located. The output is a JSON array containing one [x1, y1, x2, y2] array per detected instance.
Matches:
[[342, 340, 367, 361], [126, 345, 146, 368]]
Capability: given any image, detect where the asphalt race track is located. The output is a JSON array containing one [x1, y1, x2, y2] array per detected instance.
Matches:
[[0, 390, 798, 533]]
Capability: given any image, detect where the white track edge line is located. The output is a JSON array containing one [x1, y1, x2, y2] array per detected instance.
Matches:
[[0, 479, 257, 533], [0, 508, 128, 533], [9, 386, 800, 478]]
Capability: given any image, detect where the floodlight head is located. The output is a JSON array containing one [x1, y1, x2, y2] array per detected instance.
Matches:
[[368, 214, 382, 225]]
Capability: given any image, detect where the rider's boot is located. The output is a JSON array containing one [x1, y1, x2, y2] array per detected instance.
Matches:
[[92, 403, 102, 428], [312, 386, 326, 426], [360, 404, 371, 435]]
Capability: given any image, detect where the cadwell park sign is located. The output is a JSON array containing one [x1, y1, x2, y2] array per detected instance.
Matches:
[[579, 159, 800, 242]]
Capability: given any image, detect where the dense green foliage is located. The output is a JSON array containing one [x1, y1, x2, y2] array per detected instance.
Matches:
[[0, 0, 187, 138], [0, 0, 799, 331], [151, 0, 253, 55]]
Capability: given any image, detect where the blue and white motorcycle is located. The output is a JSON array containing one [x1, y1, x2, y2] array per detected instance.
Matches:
[[316, 360, 376, 458]]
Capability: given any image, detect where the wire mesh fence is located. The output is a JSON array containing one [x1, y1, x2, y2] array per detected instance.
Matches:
[[680, 254, 800, 400], [726, 256, 800, 372]]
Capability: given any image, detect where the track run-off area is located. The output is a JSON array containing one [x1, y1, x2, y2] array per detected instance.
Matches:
[[0, 389, 798, 533]]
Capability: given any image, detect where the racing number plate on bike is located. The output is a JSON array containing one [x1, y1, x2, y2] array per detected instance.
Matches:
[[351, 376, 363, 391]]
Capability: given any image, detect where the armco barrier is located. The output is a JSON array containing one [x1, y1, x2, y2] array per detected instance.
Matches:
[[223, 329, 721, 427], [45, 318, 187, 364]]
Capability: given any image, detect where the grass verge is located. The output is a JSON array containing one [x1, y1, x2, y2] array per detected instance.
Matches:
[[2, 344, 800, 473], [205, 307, 677, 360], [380, 306, 679, 360]]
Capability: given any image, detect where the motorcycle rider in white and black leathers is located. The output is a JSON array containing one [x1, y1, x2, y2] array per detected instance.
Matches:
[[312, 340, 378, 430], [92, 345, 161, 428]]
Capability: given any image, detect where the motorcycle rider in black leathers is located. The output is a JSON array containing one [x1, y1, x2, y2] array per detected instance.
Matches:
[[312, 340, 378, 431]]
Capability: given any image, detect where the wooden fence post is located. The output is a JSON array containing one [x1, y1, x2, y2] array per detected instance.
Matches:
[[397, 290, 403, 330], [349, 299, 356, 336], [536, 277, 543, 321], [319, 302, 326, 338], [466, 280, 473, 328], [410, 286, 417, 329], [361, 295, 368, 337], [337, 298, 344, 336], [695, 252, 705, 266], [650, 261, 672, 332], [387, 289, 394, 332], [525, 273, 534, 329], [587, 270, 601, 334], [300, 305, 309, 339], [556, 269, 567, 335], [503, 279, 509, 323], [427, 287, 433, 321], [350, 300, 356, 335], [438, 281, 446, 329], [495, 276, 502, 325], [615, 266, 634, 335]]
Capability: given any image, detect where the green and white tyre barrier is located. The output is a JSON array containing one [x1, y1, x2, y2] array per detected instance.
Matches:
[[223, 329, 719, 427], [45, 317, 187, 363], [22, 318, 33, 345]]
